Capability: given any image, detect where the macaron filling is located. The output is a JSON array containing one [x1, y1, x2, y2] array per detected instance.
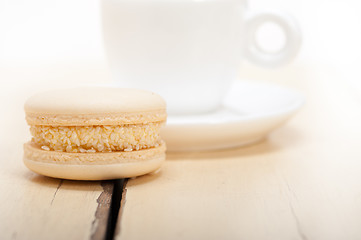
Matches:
[[29, 122, 163, 153]]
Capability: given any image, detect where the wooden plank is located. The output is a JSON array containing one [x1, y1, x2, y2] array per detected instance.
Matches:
[[115, 64, 361, 240], [0, 165, 113, 240], [0, 63, 114, 240]]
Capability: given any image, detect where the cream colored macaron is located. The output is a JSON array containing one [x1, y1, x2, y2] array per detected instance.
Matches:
[[23, 87, 167, 180]]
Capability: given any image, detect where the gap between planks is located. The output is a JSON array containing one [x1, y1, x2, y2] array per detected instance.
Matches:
[[49, 179, 128, 240], [104, 179, 128, 240], [90, 181, 114, 240]]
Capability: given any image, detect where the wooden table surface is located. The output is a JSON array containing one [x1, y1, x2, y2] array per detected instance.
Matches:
[[1, 61, 361, 240]]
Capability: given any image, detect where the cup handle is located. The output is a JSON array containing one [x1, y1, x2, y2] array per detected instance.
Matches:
[[243, 10, 302, 67]]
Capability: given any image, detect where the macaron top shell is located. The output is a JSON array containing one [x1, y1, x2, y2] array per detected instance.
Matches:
[[25, 87, 167, 126]]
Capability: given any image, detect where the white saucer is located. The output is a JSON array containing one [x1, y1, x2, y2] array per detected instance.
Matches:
[[161, 80, 304, 152]]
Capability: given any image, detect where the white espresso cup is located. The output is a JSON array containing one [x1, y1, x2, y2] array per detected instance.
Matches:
[[102, 0, 301, 115]]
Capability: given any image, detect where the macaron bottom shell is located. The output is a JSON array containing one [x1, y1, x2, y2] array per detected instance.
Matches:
[[23, 142, 166, 180]]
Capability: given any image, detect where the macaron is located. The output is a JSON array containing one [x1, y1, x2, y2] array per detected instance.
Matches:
[[23, 87, 167, 180]]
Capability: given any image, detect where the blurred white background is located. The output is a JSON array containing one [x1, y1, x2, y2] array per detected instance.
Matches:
[[1, 0, 360, 65], [1, 0, 361, 98]]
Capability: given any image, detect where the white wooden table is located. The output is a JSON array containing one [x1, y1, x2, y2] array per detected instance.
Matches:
[[1, 60, 361, 240]]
